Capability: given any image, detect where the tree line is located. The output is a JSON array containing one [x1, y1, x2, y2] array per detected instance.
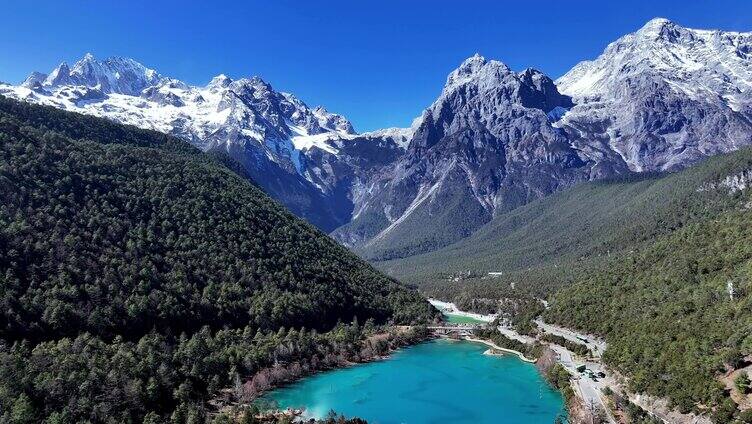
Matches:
[[0, 97, 437, 422]]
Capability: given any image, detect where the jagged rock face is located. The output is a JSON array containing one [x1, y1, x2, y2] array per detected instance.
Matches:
[[0, 54, 404, 231], [333, 20, 752, 258], [40, 53, 163, 95], [21, 71, 47, 88], [557, 18, 752, 172], [333, 55, 591, 259], [3, 18, 752, 254]]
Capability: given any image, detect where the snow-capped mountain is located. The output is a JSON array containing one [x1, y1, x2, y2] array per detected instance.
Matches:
[[23, 53, 164, 95], [3, 18, 752, 259], [336, 20, 752, 259], [559, 18, 752, 105], [332, 55, 591, 258], [0, 53, 404, 231], [556, 18, 752, 172]]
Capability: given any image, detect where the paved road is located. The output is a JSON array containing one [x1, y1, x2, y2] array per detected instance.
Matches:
[[432, 299, 616, 422], [497, 326, 536, 344], [499, 322, 616, 423], [532, 320, 616, 423], [432, 299, 712, 423], [535, 318, 607, 358]]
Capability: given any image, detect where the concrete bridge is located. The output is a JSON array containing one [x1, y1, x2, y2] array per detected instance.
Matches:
[[427, 325, 482, 330], [427, 324, 484, 336]]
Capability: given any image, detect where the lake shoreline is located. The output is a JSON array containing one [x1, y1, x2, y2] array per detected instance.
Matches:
[[464, 337, 537, 363], [215, 325, 435, 420], [264, 338, 565, 423], [242, 298, 565, 422], [428, 298, 584, 421], [430, 297, 714, 424]]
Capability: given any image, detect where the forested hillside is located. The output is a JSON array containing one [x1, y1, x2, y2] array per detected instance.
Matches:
[[0, 97, 435, 423], [379, 149, 752, 298], [383, 144, 752, 420], [545, 188, 752, 421]]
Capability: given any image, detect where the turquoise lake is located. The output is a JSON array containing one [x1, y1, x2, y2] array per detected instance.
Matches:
[[442, 312, 487, 324], [264, 339, 566, 423]]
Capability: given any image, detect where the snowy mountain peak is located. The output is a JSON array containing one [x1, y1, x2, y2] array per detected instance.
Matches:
[[360, 127, 413, 149], [21, 71, 48, 88], [555, 19, 752, 173], [557, 19, 752, 103], [44, 62, 72, 87], [241, 76, 272, 91], [4, 24, 752, 239], [207, 74, 233, 90], [427, 55, 570, 119], [34, 54, 164, 95], [312, 106, 355, 134], [443, 54, 512, 94], [72, 52, 96, 68], [635, 17, 698, 44], [456, 53, 487, 72], [638, 17, 674, 34], [0, 53, 372, 217]]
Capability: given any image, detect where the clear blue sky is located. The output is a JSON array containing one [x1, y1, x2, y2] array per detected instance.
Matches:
[[1, 0, 750, 131]]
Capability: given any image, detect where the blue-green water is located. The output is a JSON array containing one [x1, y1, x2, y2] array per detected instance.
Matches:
[[443, 312, 487, 324], [264, 339, 566, 423]]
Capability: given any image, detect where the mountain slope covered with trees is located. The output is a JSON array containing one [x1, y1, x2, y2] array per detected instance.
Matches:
[[0, 97, 435, 423], [380, 149, 752, 296], [545, 195, 752, 421], [383, 145, 752, 420]]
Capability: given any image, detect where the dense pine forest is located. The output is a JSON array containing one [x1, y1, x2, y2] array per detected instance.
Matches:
[[0, 97, 436, 423], [4, 91, 752, 422], [379, 151, 751, 296], [545, 192, 752, 422]]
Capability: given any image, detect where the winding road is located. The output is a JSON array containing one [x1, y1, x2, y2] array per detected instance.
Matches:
[[431, 299, 615, 422], [500, 321, 615, 423], [431, 298, 717, 423]]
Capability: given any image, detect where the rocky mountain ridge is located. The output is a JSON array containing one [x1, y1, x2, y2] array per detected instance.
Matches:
[[340, 18, 752, 259], [333, 54, 591, 258], [556, 17, 752, 172], [2, 18, 751, 256], [2, 53, 414, 230]]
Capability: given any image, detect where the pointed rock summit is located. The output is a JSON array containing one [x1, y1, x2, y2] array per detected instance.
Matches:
[[21, 71, 48, 88], [3, 18, 752, 251], [44, 62, 72, 87], [634, 17, 693, 43], [442, 54, 513, 95], [207, 74, 233, 89], [30, 53, 163, 95], [0, 53, 375, 232], [556, 18, 752, 172], [333, 54, 584, 257]]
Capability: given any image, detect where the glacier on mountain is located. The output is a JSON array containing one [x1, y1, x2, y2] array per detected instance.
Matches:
[[0, 53, 407, 231], [2, 18, 752, 253], [557, 17, 752, 172]]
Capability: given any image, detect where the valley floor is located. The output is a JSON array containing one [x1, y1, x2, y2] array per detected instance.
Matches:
[[433, 300, 713, 424]]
